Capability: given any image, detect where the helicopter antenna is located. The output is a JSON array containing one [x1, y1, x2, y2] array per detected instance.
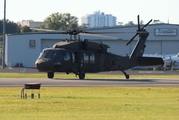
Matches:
[[126, 15, 152, 46]]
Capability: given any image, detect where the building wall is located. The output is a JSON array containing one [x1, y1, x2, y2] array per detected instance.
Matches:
[[85, 24, 179, 40], [17, 20, 44, 28], [5, 34, 68, 67], [162, 40, 179, 54], [41, 39, 63, 50]]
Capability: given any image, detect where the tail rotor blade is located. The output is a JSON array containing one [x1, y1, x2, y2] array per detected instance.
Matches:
[[126, 33, 138, 46], [126, 15, 140, 46], [126, 15, 152, 46], [141, 19, 153, 30], [137, 15, 140, 31]]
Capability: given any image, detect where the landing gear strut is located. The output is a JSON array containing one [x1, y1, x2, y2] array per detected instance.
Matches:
[[122, 70, 129, 79]]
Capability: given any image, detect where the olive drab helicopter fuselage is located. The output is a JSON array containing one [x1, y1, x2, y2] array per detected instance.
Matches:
[[35, 15, 164, 79], [35, 40, 133, 79]]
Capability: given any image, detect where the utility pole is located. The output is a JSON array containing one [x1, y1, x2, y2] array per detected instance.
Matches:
[[2, 0, 6, 68]]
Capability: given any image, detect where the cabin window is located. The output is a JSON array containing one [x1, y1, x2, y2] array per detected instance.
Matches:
[[89, 53, 95, 64], [72, 53, 75, 63], [64, 52, 70, 61], [72, 52, 78, 63], [83, 53, 89, 63]]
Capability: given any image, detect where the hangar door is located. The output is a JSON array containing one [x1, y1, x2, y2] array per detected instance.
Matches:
[[162, 40, 179, 54], [102, 40, 130, 56], [101, 40, 146, 56], [41, 39, 62, 51], [144, 41, 162, 54]]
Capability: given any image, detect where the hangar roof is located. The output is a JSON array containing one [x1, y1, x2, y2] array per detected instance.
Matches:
[[5, 23, 179, 41], [84, 23, 179, 31]]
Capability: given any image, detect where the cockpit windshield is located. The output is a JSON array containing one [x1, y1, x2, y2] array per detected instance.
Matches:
[[38, 49, 62, 60]]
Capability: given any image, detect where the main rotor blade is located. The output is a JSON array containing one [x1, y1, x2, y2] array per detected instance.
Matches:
[[81, 31, 154, 34], [31, 28, 68, 32], [79, 33, 120, 39], [29, 32, 67, 34], [82, 31, 132, 34]]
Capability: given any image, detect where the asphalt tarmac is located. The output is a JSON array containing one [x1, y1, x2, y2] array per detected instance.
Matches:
[[0, 78, 179, 87], [0, 68, 179, 87]]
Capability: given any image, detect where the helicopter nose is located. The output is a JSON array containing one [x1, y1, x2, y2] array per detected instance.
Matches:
[[35, 59, 48, 71], [35, 59, 55, 71], [35, 62, 44, 70]]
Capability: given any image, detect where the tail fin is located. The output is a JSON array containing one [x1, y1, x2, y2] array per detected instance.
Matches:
[[129, 30, 149, 59], [126, 15, 152, 60]]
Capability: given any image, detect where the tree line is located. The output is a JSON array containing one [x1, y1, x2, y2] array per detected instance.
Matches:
[[0, 12, 87, 34], [1, 12, 163, 34]]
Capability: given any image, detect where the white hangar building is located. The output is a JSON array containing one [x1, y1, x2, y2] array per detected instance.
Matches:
[[5, 24, 179, 68]]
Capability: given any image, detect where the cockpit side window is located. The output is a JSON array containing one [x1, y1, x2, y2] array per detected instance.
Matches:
[[46, 50, 55, 58], [38, 50, 48, 58], [39, 50, 62, 60]]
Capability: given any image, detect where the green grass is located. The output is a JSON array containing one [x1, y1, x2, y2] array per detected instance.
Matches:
[[0, 73, 179, 119], [0, 72, 179, 79], [0, 87, 179, 120]]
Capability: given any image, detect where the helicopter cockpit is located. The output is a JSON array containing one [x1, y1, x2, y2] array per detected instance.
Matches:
[[38, 48, 64, 60], [35, 48, 66, 72]]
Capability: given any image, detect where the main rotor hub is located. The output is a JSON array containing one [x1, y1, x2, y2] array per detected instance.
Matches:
[[66, 29, 82, 35]]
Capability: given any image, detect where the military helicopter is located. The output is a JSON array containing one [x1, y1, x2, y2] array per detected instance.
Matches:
[[35, 15, 164, 79]]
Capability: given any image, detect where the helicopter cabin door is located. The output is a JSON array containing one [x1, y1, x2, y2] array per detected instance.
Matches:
[[70, 52, 84, 73], [83, 53, 95, 72], [61, 51, 72, 73]]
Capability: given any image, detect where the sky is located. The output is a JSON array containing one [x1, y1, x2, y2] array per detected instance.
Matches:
[[0, 0, 179, 25]]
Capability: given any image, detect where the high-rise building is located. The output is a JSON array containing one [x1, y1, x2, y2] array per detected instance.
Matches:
[[81, 11, 116, 28]]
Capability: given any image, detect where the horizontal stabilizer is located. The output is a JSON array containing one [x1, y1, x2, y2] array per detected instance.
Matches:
[[137, 57, 164, 66]]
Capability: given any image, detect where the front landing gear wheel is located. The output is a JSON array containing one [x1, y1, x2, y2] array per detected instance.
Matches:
[[79, 71, 85, 79], [47, 72, 54, 79]]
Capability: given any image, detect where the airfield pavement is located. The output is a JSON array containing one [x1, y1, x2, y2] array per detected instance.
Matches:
[[0, 67, 178, 75], [0, 67, 179, 75], [0, 67, 179, 87]]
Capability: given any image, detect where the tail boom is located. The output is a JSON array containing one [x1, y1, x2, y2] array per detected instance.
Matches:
[[137, 57, 164, 66]]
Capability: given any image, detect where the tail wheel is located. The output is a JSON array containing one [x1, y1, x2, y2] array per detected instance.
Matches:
[[47, 72, 54, 79], [79, 71, 85, 79], [126, 74, 129, 79]]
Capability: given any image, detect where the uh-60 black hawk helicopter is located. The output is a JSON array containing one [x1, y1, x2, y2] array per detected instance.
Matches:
[[35, 15, 164, 79]]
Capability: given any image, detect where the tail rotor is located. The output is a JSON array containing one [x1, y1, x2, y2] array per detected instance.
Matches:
[[126, 15, 152, 46]]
